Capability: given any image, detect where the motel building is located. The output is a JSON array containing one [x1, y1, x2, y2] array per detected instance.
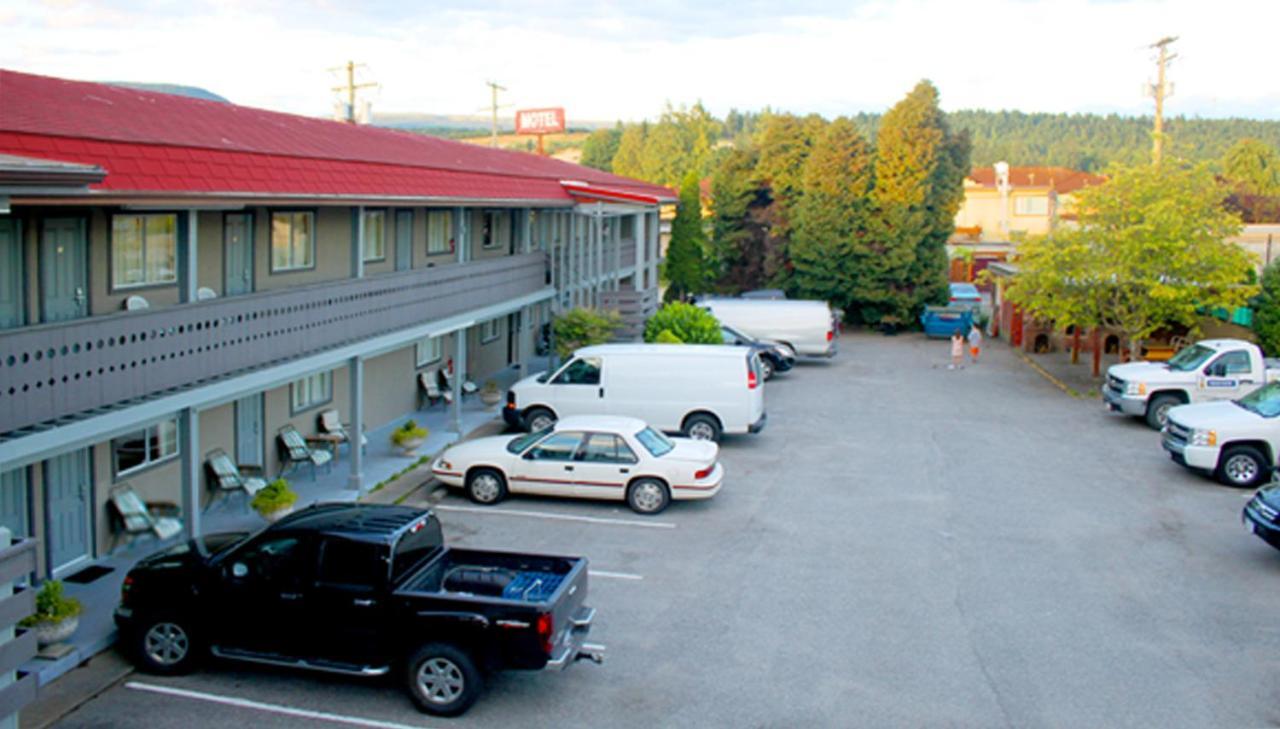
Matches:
[[0, 69, 672, 586]]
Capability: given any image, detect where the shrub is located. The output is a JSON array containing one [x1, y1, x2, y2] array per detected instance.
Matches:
[[644, 302, 721, 344], [391, 419, 428, 446], [1254, 259, 1280, 356], [653, 329, 683, 344], [553, 308, 622, 358], [20, 580, 82, 627], [251, 478, 298, 515]]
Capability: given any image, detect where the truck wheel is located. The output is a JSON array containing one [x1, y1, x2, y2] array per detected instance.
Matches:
[[1145, 394, 1181, 430], [523, 407, 555, 433], [1216, 446, 1269, 489], [133, 615, 201, 675], [627, 478, 671, 515], [683, 413, 722, 442], [465, 468, 507, 505], [406, 643, 483, 717]]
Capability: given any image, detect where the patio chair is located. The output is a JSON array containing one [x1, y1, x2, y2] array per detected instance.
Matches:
[[317, 408, 367, 456], [277, 425, 333, 480], [442, 369, 478, 397], [108, 483, 183, 550], [419, 371, 446, 408], [204, 448, 267, 510]]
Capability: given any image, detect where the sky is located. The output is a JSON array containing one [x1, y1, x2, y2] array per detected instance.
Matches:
[[2, 0, 1279, 123]]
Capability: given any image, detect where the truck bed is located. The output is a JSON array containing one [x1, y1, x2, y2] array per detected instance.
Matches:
[[397, 548, 582, 605]]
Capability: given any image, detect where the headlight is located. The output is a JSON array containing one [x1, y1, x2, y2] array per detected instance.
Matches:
[[1191, 429, 1217, 447], [1125, 382, 1147, 397]]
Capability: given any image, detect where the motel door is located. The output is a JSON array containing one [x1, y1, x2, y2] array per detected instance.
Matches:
[[395, 210, 413, 271], [0, 218, 22, 329], [236, 394, 265, 468], [40, 218, 88, 322], [0, 469, 29, 541], [45, 450, 93, 577], [224, 214, 254, 296]]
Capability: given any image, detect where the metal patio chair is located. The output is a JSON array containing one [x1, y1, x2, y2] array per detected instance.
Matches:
[[108, 483, 183, 550], [277, 425, 333, 481], [204, 448, 267, 511]]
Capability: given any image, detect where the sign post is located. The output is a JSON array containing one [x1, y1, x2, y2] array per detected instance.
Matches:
[[515, 107, 566, 156]]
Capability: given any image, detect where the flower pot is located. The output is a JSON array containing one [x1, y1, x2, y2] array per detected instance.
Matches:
[[257, 505, 295, 523], [31, 616, 78, 646], [480, 391, 502, 409], [396, 437, 426, 456]]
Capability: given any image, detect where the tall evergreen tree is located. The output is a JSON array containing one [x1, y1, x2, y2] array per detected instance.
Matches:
[[611, 122, 648, 179], [790, 118, 874, 316], [1222, 138, 1280, 196], [709, 145, 767, 292], [663, 172, 709, 302], [580, 124, 622, 171], [754, 112, 820, 237]]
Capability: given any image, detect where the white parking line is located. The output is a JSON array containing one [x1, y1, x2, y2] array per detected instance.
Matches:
[[588, 570, 645, 581], [434, 504, 676, 529], [125, 682, 431, 729]]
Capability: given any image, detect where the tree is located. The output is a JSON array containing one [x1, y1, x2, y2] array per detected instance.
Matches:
[[753, 112, 820, 238], [789, 118, 875, 316], [612, 122, 648, 179], [1009, 162, 1256, 356], [663, 172, 709, 302], [643, 302, 721, 344], [1253, 259, 1280, 357], [580, 124, 622, 171], [708, 145, 765, 291], [552, 308, 621, 359], [1222, 138, 1280, 197]]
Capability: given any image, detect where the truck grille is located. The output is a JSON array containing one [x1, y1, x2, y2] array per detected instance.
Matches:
[[1165, 419, 1191, 446], [1106, 375, 1125, 396]]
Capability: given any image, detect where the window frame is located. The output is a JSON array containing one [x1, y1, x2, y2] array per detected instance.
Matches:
[[1013, 195, 1050, 217], [480, 318, 501, 344], [525, 431, 585, 462], [109, 212, 180, 292], [426, 209, 454, 256], [362, 209, 387, 263], [112, 417, 180, 479], [270, 210, 318, 274], [578, 432, 639, 464], [291, 370, 333, 414], [415, 336, 443, 367]]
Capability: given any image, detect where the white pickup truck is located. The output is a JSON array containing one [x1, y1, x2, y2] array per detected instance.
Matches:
[[1102, 339, 1280, 429], [1162, 382, 1280, 488]]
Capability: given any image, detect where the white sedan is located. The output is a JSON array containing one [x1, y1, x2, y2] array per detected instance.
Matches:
[[431, 415, 724, 515]]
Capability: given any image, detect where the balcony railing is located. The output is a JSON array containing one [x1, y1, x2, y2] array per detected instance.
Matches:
[[0, 254, 547, 436]]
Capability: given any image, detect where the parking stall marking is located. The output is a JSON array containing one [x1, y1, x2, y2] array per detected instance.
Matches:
[[124, 682, 432, 729], [434, 504, 677, 529], [588, 570, 645, 581]]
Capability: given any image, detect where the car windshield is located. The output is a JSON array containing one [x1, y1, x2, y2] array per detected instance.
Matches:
[[635, 427, 674, 457], [1236, 383, 1280, 418], [507, 428, 552, 454], [1167, 344, 1215, 372]]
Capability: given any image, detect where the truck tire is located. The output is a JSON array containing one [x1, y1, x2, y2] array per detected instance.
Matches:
[[1145, 394, 1181, 430], [523, 407, 555, 433], [683, 413, 722, 442], [132, 614, 201, 675], [465, 468, 507, 505], [1216, 445, 1270, 489], [627, 478, 671, 515], [406, 642, 483, 717]]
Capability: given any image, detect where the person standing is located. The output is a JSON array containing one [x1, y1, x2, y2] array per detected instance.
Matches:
[[967, 323, 983, 364], [949, 331, 965, 370]]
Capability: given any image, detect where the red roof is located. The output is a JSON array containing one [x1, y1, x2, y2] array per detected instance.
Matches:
[[0, 69, 674, 204], [967, 166, 1105, 195]]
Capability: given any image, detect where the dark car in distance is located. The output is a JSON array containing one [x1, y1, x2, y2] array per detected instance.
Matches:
[[115, 504, 603, 716], [720, 324, 795, 380], [1243, 485, 1280, 552]]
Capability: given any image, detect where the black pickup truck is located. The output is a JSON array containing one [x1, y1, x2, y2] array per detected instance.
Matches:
[[114, 503, 603, 716]]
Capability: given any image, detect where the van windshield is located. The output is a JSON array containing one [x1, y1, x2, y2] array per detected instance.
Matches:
[[635, 427, 674, 457], [1167, 344, 1214, 372]]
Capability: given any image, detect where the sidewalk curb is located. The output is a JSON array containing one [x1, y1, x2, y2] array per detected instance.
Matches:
[[1014, 349, 1085, 399], [21, 650, 134, 729]]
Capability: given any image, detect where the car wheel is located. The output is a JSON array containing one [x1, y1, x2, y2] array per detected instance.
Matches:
[[406, 642, 483, 717], [1145, 394, 1181, 430], [683, 413, 722, 443], [1217, 446, 1269, 489], [133, 615, 200, 675], [523, 407, 555, 433], [627, 478, 671, 515], [465, 468, 507, 505], [760, 356, 775, 381]]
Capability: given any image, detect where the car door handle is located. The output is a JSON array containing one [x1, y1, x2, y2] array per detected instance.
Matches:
[[353, 598, 376, 607], [598, 387, 604, 398], [619, 468, 630, 474], [564, 465, 575, 472], [279, 592, 303, 601]]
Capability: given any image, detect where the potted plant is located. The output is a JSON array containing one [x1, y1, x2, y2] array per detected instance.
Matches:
[[251, 478, 298, 522], [480, 381, 502, 409], [391, 419, 428, 455], [20, 580, 82, 646]]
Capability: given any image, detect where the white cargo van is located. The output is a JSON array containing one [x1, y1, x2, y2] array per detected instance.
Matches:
[[698, 299, 837, 357], [503, 344, 767, 442]]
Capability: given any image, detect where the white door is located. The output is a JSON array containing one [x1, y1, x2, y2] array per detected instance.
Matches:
[[545, 357, 606, 418], [571, 432, 635, 502], [508, 430, 584, 497], [1200, 351, 1253, 401]]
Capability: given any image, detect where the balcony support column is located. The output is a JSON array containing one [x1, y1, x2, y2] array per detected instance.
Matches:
[[456, 207, 470, 263], [180, 407, 201, 538], [451, 330, 466, 435], [633, 212, 646, 291], [348, 356, 364, 492], [181, 210, 199, 302], [352, 206, 365, 279]]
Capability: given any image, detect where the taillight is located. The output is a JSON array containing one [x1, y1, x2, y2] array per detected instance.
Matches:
[[536, 612, 554, 655], [694, 465, 714, 480], [121, 575, 134, 604], [747, 368, 758, 389], [826, 330, 834, 342], [505, 391, 516, 410]]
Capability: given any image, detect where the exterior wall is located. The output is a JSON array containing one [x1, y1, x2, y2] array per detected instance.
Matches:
[[1229, 224, 1280, 272], [469, 317, 509, 381], [196, 212, 224, 295], [953, 187, 1055, 243], [362, 347, 418, 428]]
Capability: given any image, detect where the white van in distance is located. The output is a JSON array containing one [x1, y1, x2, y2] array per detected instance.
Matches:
[[698, 298, 837, 357], [503, 344, 767, 442]]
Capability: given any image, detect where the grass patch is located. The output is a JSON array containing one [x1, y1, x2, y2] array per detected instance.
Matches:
[[366, 453, 433, 496]]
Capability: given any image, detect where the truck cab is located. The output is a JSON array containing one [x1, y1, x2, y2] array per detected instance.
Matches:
[[1103, 339, 1280, 429], [1163, 382, 1280, 488]]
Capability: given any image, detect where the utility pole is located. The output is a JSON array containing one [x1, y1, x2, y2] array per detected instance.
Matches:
[[330, 61, 377, 124], [1147, 36, 1177, 166], [485, 80, 507, 148]]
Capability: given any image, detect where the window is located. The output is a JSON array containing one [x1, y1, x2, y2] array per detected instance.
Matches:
[[111, 214, 177, 289], [1014, 196, 1049, 216], [635, 427, 674, 457], [578, 433, 638, 464], [416, 336, 443, 366], [271, 211, 315, 272], [113, 418, 179, 476], [526, 432, 584, 461], [551, 357, 601, 385], [481, 211, 512, 249], [1211, 351, 1252, 375], [426, 210, 453, 255], [362, 209, 386, 262], [233, 536, 311, 585], [480, 318, 501, 343], [318, 539, 382, 590], [291, 371, 332, 413]]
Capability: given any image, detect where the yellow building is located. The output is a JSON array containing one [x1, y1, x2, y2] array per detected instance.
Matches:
[[951, 163, 1106, 245]]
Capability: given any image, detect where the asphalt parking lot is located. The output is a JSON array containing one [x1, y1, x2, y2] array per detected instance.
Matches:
[[54, 332, 1280, 728]]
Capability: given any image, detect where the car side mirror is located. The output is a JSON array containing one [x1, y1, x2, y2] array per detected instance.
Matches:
[[228, 562, 249, 579], [523, 451, 537, 461]]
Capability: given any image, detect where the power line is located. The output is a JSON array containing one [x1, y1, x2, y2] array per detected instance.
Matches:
[[1147, 36, 1177, 166], [329, 61, 378, 124]]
